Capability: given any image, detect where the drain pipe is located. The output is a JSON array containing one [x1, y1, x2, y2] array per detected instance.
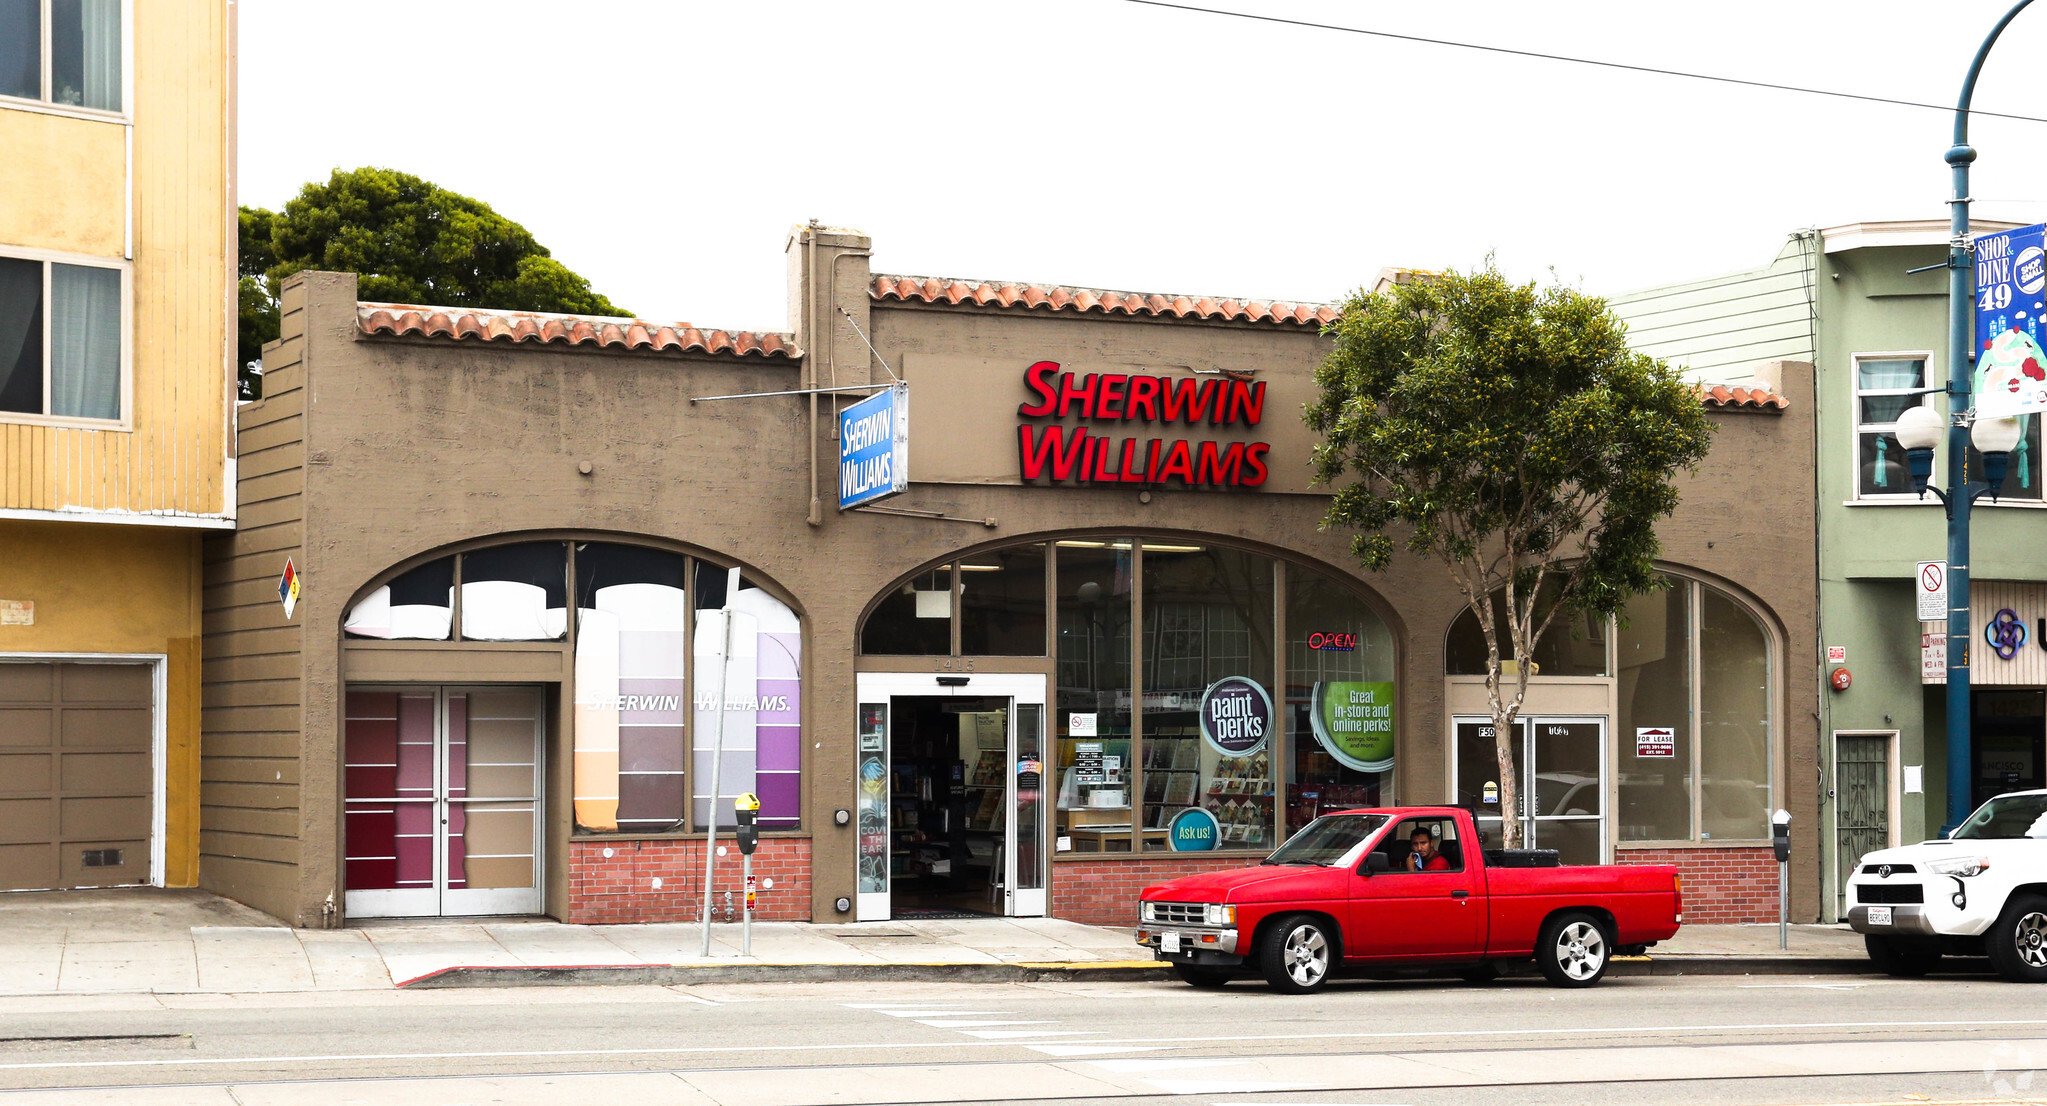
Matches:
[[806, 222, 823, 527]]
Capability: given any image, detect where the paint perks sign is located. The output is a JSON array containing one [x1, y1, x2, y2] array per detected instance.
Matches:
[[1199, 676, 1272, 757], [1974, 224, 2047, 418], [1167, 806, 1221, 851], [1309, 681, 1395, 773], [1636, 727, 1676, 758], [1015, 361, 1272, 488], [839, 384, 910, 509]]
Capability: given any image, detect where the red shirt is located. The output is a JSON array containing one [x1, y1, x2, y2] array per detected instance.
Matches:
[[1409, 852, 1450, 872]]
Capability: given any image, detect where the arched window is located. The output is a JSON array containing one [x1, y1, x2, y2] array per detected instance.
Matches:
[[343, 539, 803, 835], [858, 536, 1396, 852], [1439, 574, 1776, 843]]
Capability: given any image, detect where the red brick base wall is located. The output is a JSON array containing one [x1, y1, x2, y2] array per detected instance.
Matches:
[[1051, 856, 1254, 927], [566, 838, 813, 924], [1616, 846, 1777, 924]]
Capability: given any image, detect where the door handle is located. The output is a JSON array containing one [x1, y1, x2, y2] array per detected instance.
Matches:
[[1451, 890, 1469, 899]]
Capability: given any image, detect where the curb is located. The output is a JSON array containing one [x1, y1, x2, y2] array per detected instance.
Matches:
[[1610, 956, 1877, 976], [398, 960, 1175, 989]]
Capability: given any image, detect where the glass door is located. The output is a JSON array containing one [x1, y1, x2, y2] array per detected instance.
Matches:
[[1009, 703, 1047, 916], [1453, 714, 1607, 865], [1528, 717, 1606, 866], [853, 673, 1047, 921], [344, 685, 544, 919]]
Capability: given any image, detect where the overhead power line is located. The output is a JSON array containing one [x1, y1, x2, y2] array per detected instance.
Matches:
[[1122, 0, 2047, 126]]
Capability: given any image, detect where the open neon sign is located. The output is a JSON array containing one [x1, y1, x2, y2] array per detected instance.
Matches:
[[1307, 632, 1357, 651]]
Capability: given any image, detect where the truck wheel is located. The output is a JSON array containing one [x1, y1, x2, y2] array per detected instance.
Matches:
[[1259, 914, 1334, 994], [1536, 912, 1610, 988], [1987, 893, 2047, 983], [1863, 934, 1941, 977], [1173, 964, 1231, 989]]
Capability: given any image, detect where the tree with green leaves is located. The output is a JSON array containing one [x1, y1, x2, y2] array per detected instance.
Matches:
[[1306, 264, 1714, 848], [237, 167, 626, 369]]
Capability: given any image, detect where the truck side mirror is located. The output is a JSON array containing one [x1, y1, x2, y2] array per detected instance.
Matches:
[[1364, 852, 1389, 875]]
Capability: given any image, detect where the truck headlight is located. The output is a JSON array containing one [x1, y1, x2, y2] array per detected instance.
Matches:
[[1203, 904, 1235, 927], [1140, 902, 1156, 923], [1929, 856, 1990, 877]]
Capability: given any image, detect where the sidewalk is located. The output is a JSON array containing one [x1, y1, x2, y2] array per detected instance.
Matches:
[[0, 888, 1886, 996]]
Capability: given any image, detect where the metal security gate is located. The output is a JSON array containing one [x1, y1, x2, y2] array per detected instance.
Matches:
[[1834, 732, 1892, 916]]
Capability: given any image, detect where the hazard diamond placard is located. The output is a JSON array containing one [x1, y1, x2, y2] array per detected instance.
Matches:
[[279, 558, 300, 620]]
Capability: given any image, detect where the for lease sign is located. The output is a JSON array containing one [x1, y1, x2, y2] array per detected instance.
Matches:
[[1636, 727, 1675, 758]]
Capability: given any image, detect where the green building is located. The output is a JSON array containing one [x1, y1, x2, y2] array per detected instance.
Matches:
[[1615, 219, 2047, 921]]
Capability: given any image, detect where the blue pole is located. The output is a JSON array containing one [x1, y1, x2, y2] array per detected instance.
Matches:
[[1943, 0, 2034, 834]]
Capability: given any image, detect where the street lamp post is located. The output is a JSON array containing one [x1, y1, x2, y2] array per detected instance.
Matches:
[[1913, 0, 2038, 833]]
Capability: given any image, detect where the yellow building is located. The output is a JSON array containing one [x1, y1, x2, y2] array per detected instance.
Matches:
[[0, 2, 234, 891]]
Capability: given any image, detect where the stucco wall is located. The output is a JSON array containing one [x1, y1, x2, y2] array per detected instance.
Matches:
[[208, 257, 1823, 926]]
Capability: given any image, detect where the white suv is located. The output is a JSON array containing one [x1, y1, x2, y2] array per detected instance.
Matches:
[[1846, 789, 2047, 982]]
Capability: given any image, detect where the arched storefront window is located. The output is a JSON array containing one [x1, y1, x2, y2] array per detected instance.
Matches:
[[1440, 574, 1775, 846], [858, 536, 1396, 853], [343, 540, 803, 836]]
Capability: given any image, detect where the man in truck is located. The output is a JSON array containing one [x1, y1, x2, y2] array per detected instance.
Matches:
[[1407, 826, 1450, 872]]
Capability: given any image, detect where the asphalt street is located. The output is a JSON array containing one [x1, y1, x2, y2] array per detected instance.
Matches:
[[0, 970, 2042, 1104]]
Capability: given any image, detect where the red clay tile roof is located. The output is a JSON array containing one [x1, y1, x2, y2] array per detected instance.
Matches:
[[1696, 383, 1789, 411], [356, 303, 801, 360], [872, 274, 1341, 328]]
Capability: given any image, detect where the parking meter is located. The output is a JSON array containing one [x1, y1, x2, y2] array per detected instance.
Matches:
[[735, 792, 760, 855], [1771, 809, 1791, 949], [735, 793, 760, 954]]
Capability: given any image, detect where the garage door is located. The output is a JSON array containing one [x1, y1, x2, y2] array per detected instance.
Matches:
[[0, 661, 155, 891]]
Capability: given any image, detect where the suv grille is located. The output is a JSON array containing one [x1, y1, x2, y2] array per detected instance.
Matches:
[[1150, 902, 1209, 925], [1857, 884, 1923, 905], [1862, 863, 1916, 874]]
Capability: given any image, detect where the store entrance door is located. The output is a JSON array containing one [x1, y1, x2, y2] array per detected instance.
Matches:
[[343, 686, 546, 919], [1453, 715, 1608, 865], [854, 673, 1046, 921], [1972, 690, 2045, 810]]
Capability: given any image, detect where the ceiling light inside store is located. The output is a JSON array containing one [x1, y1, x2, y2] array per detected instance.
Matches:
[[1139, 544, 1204, 553], [957, 564, 1005, 572], [1055, 540, 1107, 548]]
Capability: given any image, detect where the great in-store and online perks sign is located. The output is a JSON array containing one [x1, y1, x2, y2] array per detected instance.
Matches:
[[1015, 361, 1273, 489], [1309, 682, 1394, 773], [1199, 676, 1272, 757], [1974, 223, 2047, 418], [839, 384, 909, 509]]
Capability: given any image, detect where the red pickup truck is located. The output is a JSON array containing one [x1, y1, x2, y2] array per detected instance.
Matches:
[[1136, 806, 1682, 993]]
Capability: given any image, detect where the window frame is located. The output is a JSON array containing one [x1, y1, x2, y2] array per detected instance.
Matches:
[[0, 245, 133, 430], [0, 0, 131, 121], [1849, 351, 1936, 503]]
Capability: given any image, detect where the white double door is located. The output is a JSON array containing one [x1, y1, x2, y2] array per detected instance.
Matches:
[[1453, 714, 1608, 865], [343, 686, 545, 919], [855, 673, 1047, 921]]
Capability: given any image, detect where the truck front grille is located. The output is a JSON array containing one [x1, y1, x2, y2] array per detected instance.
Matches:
[[1857, 884, 1924, 905], [1150, 902, 1208, 925], [1861, 863, 1916, 874]]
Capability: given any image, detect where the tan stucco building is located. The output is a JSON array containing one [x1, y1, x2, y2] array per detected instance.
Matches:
[[0, 1, 235, 893], [202, 226, 1822, 930]]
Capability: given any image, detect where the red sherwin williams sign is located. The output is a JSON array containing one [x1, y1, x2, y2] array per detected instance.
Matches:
[[1015, 361, 1271, 488]]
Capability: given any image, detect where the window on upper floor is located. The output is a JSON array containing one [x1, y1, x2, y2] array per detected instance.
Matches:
[[0, 253, 125, 423], [1, 0, 123, 113], [1853, 355, 1932, 499]]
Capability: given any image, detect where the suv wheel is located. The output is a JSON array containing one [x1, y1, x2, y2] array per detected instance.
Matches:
[[1864, 934, 1941, 977], [1536, 912, 1610, 988], [1259, 914, 1334, 994], [1987, 893, 2047, 983]]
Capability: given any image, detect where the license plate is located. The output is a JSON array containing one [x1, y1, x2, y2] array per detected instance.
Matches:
[[1160, 931, 1182, 953], [1868, 906, 1893, 926]]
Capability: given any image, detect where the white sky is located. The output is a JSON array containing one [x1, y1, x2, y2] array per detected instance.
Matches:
[[239, 0, 2047, 333]]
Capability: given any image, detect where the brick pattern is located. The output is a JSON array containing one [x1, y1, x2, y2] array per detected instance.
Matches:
[[1617, 846, 1778, 924], [566, 838, 812, 924], [1051, 856, 1254, 927]]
